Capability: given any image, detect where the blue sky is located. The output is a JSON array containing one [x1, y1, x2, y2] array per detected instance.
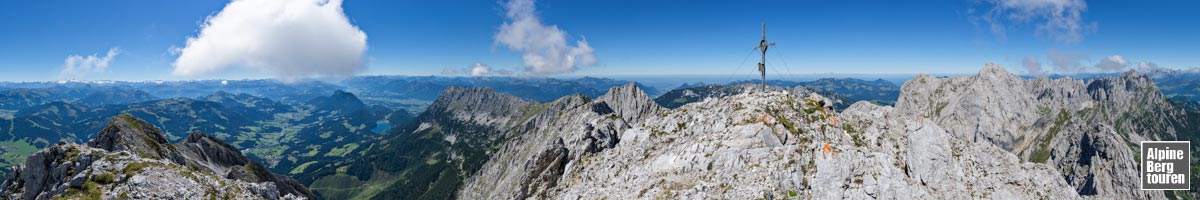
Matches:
[[0, 0, 1197, 81]]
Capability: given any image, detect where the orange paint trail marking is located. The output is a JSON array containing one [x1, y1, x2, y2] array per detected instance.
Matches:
[[821, 143, 835, 159]]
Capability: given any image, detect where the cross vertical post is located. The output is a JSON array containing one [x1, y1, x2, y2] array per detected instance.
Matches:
[[755, 22, 775, 92]]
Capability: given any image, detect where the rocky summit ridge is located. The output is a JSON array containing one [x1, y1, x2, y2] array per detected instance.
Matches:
[[1, 114, 314, 200], [896, 63, 1191, 198], [450, 63, 1189, 199]]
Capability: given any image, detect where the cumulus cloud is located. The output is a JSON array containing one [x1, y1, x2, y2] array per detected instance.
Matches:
[[470, 63, 491, 76], [1137, 61, 1161, 72], [494, 0, 597, 75], [442, 63, 515, 77], [172, 0, 367, 81], [1094, 55, 1129, 72], [1021, 56, 1044, 75], [975, 0, 1096, 44], [58, 48, 120, 80]]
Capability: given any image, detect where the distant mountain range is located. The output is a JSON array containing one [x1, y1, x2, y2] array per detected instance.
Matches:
[[655, 78, 901, 110], [2, 70, 1200, 199]]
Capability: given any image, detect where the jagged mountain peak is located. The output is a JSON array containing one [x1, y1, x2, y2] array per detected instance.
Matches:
[[596, 82, 662, 123], [977, 62, 1016, 79], [428, 86, 530, 116], [175, 130, 316, 199], [2, 114, 315, 199], [87, 114, 182, 162], [893, 63, 1184, 198]]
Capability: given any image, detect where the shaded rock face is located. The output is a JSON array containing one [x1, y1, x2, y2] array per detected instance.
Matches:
[[177, 131, 251, 171], [893, 63, 1184, 198], [518, 138, 570, 200], [1, 114, 314, 200], [583, 117, 625, 153], [1047, 123, 1150, 199], [175, 131, 315, 199], [459, 84, 659, 199]]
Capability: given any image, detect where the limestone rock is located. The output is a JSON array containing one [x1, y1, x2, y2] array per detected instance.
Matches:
[[1, 114, 314, 200], [456, 63, 1184, 199], [596, 83, 664, 124], [894, 63, 1185, 198]]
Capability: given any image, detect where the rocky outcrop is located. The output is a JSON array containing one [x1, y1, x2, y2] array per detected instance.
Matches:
[[177, 131, 315, 199], [428, 86, 532, 128], [458, 76, 1073, 199], [176, 131, 251, 173], [87, 114, 185, 163], [596, 83, 664, 124], [458, 90, 623, 199], [894, 63, 1183, 198], [0, 114, 314, 200], [459, 83, 668, 199], [894, 63, 1041, 151], [517, 138, 570, 199], [457, 63, 1186, 199]]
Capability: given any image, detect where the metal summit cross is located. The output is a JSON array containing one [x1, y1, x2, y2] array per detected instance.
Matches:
[[755, 22, 775, 92]]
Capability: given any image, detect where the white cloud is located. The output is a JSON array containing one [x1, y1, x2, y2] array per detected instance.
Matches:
[[1095, 55, 1129, 72], [470, 63, 491, 76], [1021, 56, 1044, 75], [977, 0, 1095, 44], [442, 63, 514, 77], [58, 48, 120, 80], [1136, 61, 1160, 72], [172, 0, 367, 82], [495, 0, 596, 75]]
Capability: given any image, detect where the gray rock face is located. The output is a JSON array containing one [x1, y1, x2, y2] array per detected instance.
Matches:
[[456, 63, 1184, 199], [894, 63, 1184, 198], [459, 84, 662, 199], [0, 114, 314, 200], [894, 63, 1040, 151], [177, 131, 250, 173], [456, 79, 1078, 199], [177, 131, 315, 199], [429, 86, 531, 123], [518, 138, 570, 199], [596, 83, 665, 123], [87, 114, 185, 164], [1048, 123, 1150, 199]]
